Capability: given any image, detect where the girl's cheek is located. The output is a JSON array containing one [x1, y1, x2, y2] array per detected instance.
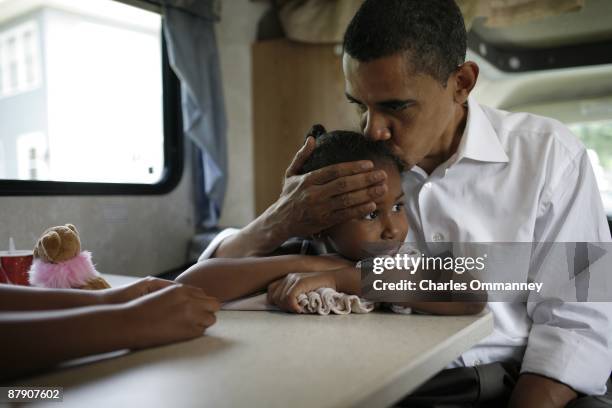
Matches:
[[360, 222, 378, 239]]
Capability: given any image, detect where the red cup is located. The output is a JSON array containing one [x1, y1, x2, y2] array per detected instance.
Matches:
[[0, 266, 9, 284], [0, 251, 34, 286]]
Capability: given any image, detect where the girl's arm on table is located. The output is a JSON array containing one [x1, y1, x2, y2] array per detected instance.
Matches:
[[1, 304, 135, 380], [0, 284, 103, 311], [0, 277, 179, 311], [176, 255, 353, 302], [334, 265, 487, 315], [0, 283, 219, 381]]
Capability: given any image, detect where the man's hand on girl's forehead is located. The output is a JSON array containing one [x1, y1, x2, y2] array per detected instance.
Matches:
[[274, 147, 389, 241]]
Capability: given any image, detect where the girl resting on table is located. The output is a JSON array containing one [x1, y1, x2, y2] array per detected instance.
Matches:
[[177, 125, 485, 315], [0, 277, 219, 381]]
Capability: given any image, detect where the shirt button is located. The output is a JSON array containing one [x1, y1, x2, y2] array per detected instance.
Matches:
[[423, 182, 432, 188], [432, 233, 444, 242]]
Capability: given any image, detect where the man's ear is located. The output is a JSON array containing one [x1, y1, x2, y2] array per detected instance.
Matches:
[[452, 61, 479, 105]]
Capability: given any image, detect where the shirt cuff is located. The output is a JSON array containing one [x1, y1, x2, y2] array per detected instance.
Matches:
[[521, 324, 611, 395], [197, 228, 241, 262]]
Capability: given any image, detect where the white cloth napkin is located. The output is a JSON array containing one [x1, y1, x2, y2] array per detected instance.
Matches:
[[221, 288, 375, 315], [296, 287, 374, 315]]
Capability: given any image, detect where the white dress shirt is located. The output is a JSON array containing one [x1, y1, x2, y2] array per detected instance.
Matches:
[[402, 95, 611, 395], [200, 96, 612, 395]]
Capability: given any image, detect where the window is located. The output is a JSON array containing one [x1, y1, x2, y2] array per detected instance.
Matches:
[[16, 132, 48, 180], [23, 30, 36, 85], [510, 96, 612, 216], [0, 41, 3, 95], [0, 21, 41, 97], [0, 0, 182, 195], [568, 121, 612, 215], [7, 37, 17, 90]]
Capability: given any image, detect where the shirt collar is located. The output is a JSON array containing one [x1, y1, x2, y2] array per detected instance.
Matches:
[[455, 95, 509, 164]]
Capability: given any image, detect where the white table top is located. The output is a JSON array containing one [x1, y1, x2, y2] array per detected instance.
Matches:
[[18, 275, 494, 408]]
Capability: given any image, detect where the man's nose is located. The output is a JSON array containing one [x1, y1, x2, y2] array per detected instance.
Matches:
[[362, 111, 391, 141]]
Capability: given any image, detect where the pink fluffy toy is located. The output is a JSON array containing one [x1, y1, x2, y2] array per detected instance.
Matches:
[[28, 224, 110, 290]]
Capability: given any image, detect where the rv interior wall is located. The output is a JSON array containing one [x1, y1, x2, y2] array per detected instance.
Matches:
[[0, 150, 195, 277], [216, 0, 268, 228]]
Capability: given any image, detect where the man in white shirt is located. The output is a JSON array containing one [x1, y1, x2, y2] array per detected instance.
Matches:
[[201, 0, 612, 406]]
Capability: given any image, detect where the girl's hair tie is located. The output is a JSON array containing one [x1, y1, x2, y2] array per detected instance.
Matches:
[[307, 124, 327, 140]]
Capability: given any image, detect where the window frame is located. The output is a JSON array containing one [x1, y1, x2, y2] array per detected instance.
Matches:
[[0, 18, 183, 196]]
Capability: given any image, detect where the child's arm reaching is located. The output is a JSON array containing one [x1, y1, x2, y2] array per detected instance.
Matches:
[[0, 281, 219, 381], [335, 264, 487, 315], [266, 265, 486, 315], [175, 255, 353, 302], [0, 277, 181, 311], [352, 259, 487, 315]]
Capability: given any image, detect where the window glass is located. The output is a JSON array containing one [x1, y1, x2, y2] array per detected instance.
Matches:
[[0, 0, 164, 184], [508, 95, 612, 217], [568, 120, 612, 215]]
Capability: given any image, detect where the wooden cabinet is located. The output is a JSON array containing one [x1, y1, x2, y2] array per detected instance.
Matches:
[[252, 39, 359, 215]]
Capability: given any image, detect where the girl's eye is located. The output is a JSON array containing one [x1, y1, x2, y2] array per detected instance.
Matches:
[[364, 211, 378, 220], [392, 203, 405, 212]]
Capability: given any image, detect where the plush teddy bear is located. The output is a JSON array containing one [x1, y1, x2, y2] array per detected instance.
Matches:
[[28, 224, 110, 290]]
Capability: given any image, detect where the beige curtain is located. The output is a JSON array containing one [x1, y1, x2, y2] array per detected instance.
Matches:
[[457, 0, 585, 29], [277, 0, 363, 44], [276, 0, 585, 44]]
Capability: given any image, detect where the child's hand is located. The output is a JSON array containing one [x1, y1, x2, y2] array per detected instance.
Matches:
[[267, 272, 336, 313], [122, 283, 221, 349], [97, 276, 176, 304]]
